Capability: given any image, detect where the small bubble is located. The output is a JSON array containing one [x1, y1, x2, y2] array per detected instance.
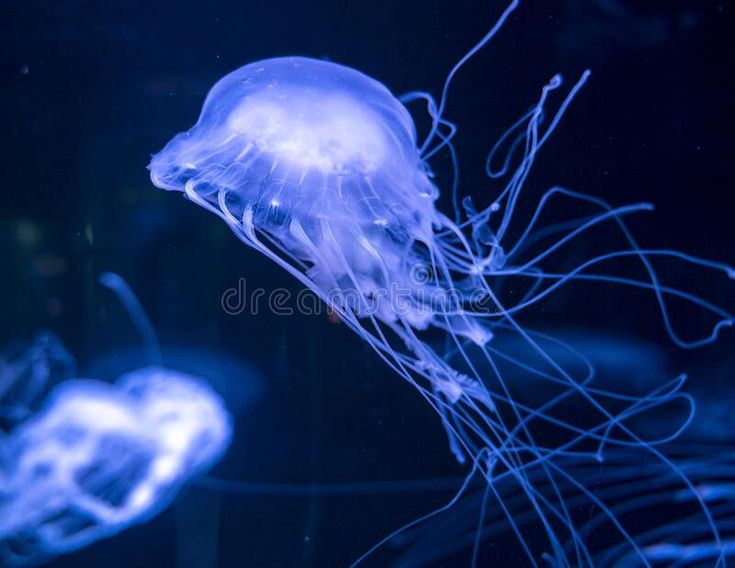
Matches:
[[20, 64, 29, 75]]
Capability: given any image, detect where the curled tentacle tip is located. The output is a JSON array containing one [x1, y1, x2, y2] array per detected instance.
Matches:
[[726, 267, 735, 279]]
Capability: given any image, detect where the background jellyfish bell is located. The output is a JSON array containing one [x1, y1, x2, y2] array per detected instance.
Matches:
[[116, 366, 232, 468], [0, 370, 232, 567]]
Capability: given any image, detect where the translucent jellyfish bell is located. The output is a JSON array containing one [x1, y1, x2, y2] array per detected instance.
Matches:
[[150, 57, 438, 239]]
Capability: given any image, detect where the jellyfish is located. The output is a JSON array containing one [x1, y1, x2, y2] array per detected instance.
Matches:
[[0, 275, 233, 567], [149, 0, 733, 563], [0, 366, 232, 567]]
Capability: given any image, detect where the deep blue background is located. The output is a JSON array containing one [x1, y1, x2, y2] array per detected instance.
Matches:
[[1, 1, 733, 566]]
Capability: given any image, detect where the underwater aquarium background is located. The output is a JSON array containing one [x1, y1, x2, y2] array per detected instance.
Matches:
[[1, 0, 734, 566]]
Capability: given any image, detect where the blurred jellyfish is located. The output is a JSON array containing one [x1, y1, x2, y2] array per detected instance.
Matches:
[[0, 368, 231, 567], [149, 0, 733, 563], [0, 274, 232, 567]]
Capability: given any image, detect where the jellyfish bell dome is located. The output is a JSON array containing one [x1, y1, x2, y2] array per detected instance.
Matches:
[[149, 57, 439, 241]]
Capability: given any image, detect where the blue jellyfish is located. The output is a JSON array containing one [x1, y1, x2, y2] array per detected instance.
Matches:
[[0, 274, 233, 567], [149, 1, 733, 563], [0, 366, 231, 567]]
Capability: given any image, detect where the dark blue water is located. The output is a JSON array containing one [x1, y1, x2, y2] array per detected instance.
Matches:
[[1, 1, 733, 566]]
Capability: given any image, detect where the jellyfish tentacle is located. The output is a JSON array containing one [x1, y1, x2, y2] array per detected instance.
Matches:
[[420, 0, 520, 155], [98, 272, 162, 366]]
